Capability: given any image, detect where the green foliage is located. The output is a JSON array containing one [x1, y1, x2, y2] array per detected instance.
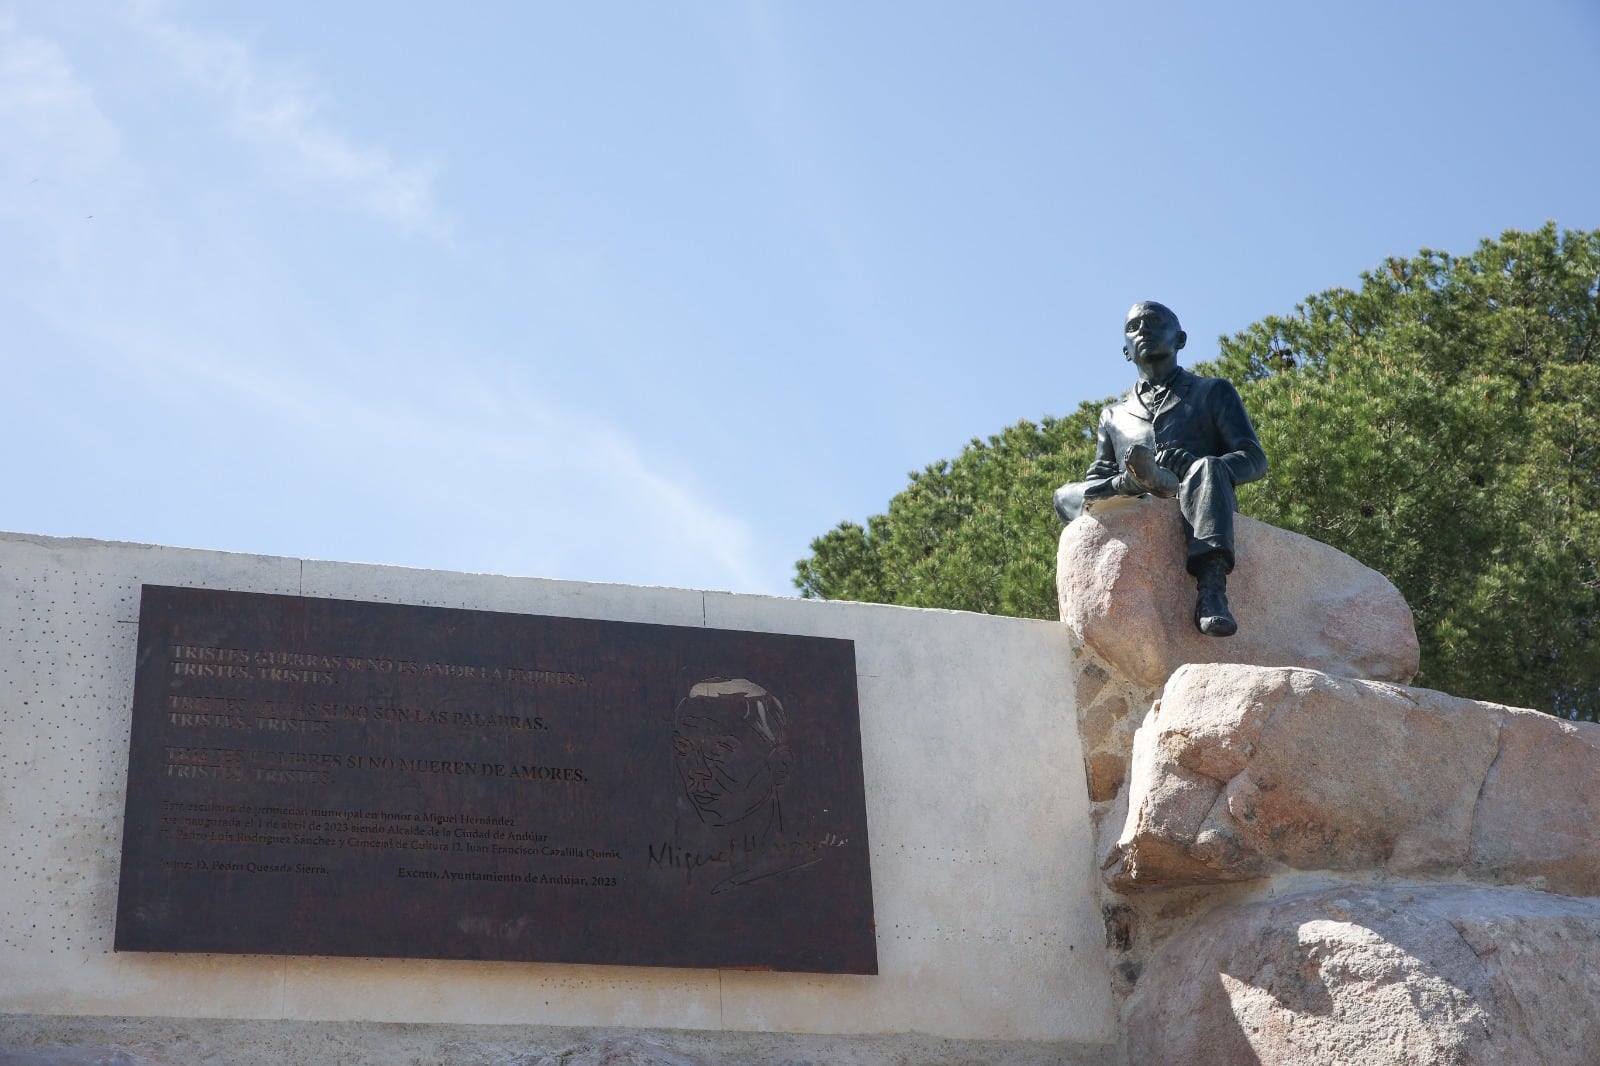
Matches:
[[796, 225, 1600, 720], [794, 404, 1104, 618]]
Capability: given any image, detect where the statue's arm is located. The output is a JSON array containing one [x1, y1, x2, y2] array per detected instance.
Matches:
[[1084, 412, 1122, 481], [1054, 410, 1126, 523], [1209, 380, 1268, 487]]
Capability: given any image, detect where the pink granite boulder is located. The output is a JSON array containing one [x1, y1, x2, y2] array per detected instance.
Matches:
[[1127, 883, 1600, 1066], [1106, 663, 1600, 897], [1057, 497, 1418, 689]]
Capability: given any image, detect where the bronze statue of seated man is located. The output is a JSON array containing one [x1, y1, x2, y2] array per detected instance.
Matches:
[[1054, 301, 1268, 636]]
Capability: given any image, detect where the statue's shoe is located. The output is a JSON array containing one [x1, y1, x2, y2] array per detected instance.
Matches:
[[1195, 586, 1238, 637], [1125, 444, 1180, 498]]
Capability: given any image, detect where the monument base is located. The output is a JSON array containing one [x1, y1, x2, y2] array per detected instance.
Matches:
[[0, 1015, 1119, 1066], [0, 530, 1115, 1057]]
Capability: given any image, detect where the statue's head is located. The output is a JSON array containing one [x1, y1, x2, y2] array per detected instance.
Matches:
[[1123, 301, 1186, 381], [672, 678, 792, 829]]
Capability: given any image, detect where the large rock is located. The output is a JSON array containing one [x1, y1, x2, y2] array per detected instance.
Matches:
[[1056, 497, 1418, 689], [1126, 883, 1600, 1066], [1468, 708, 1600, 891], [1105, 663, 1600, 896]]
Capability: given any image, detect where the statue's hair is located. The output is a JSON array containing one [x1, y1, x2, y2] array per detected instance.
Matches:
[[682, 677, 787, 745], [1127, 300, 1180, 329]]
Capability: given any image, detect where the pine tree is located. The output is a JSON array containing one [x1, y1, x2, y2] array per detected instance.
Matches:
[[796, 226, 1600, 719]]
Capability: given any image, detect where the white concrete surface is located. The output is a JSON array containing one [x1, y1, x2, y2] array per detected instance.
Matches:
[[0, 531, 1114, 1045]]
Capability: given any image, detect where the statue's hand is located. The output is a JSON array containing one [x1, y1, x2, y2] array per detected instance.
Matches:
[[1122, 444, 1181, 498], [1110, 471, 1144, 497], [1154, 444, 1199, 479]]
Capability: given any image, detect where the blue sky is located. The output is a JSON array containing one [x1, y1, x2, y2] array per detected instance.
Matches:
[[4, 1, 1598, 596]]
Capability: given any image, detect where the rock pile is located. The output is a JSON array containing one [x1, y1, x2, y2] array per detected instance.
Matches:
[[1057, 498, 1600, 1065]]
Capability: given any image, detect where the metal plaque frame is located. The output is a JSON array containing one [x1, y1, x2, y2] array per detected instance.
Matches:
[[114, 585, 876, 974]]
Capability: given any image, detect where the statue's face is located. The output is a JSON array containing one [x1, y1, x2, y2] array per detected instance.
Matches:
[[673, 699, 782, 828], [1124, 303, 1186, 377]]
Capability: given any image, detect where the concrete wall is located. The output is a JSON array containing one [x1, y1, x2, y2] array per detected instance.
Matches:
[[0, 531, 1113, 1055]]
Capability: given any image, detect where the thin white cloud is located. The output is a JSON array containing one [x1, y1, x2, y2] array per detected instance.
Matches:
[[50, 301, 769, 592], [124, 0, 447, 238], [570, 423, 770, 594], [0, 14, 135, 290], [1, 7, 770, 595], [0, 15, 120, 188]]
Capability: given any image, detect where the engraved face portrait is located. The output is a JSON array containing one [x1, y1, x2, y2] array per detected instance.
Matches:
[[672, 678, 792, 830]]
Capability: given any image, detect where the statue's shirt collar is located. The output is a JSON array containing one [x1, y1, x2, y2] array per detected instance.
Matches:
[[1135, 366, 1185, 411]]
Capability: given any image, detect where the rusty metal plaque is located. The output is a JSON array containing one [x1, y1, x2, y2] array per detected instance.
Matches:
[[114, 585, 876, 974]]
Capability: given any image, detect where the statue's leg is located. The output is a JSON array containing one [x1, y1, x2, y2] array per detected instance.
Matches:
[[1177, 456, 1238, 575], [1054, 476, 1125, 524], [1053, 481, 1091, 524], [1177, 457, 1240, 636]]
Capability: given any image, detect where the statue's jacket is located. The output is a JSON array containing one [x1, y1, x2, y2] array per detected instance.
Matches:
[[1061, 368, 1267, 521]]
